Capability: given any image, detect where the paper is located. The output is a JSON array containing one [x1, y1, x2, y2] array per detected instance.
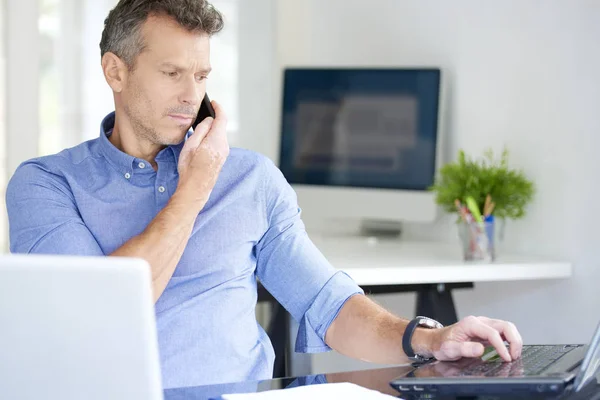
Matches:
[[221, 382, 399, 399]]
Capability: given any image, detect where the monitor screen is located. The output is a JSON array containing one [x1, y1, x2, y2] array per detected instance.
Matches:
[[278, 68, 441, 191]]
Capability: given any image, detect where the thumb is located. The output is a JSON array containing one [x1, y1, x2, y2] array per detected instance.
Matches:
[[437, 341, 485, 361], [457, 342, 485, 358]]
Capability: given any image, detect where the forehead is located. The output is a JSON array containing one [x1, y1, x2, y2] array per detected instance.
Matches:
[[139, 14, 210, 64]]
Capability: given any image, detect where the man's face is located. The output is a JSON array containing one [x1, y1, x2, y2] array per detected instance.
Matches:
[[121, 15, 211, 146]]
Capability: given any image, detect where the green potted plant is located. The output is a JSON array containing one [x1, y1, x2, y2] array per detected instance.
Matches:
[[429, 148, 535, 261]]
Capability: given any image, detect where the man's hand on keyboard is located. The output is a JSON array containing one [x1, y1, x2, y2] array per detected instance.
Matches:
[[424, 316, 523, 362]]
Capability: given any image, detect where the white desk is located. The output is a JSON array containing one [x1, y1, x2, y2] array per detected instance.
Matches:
[[265, 236, 573, 378], [309, 235, 573, 285]]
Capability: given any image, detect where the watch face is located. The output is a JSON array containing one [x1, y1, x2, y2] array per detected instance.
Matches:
[[417, 316, 444, 329]]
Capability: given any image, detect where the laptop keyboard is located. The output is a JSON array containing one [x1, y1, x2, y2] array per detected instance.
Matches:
[[458, 345, 578, 377]]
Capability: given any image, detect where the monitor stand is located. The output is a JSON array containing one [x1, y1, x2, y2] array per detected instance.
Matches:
[[359, 219, 403, 239]]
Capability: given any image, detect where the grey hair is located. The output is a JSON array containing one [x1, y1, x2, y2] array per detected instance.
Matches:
[[100, 0, 224, 69]]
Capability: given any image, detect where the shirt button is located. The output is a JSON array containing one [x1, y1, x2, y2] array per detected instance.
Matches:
[[138, 162, 146, 169], [158, 186, 165, 193], [124, 172, 131, 179]]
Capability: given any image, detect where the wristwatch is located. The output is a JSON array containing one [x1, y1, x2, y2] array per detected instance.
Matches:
[[402, 316, 444, 363]]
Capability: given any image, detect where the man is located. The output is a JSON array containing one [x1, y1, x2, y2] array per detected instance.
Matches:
[[6, 0, 522, 389]]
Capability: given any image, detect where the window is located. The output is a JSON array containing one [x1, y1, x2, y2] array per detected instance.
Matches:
[[0, 0, 6, 250], [39, 0, 61, 156]]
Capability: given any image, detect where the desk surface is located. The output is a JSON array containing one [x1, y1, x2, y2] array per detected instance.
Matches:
[[163, 365, 600, 400], [310, 235, 573, 286]]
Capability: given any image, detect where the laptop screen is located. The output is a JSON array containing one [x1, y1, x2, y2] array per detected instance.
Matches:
[[573, 321, 600, 392]]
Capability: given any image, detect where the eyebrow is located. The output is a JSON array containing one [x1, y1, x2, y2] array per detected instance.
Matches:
[[159, 62, 211, 74]]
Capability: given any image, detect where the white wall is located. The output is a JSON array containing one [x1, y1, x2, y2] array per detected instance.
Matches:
[[267, 0, 600, 373], [238, 0, 276, 155], [6, 0, 39, 176]]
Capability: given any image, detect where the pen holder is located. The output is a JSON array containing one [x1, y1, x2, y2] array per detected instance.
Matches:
[[458, 219, 496, 262]]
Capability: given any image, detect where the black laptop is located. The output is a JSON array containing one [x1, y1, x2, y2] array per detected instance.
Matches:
[[390, 321, 600, 396]]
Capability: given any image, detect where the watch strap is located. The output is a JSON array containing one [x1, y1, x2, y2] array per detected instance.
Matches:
[[402, 318, 422, 359], [402, 316, 444, 362]]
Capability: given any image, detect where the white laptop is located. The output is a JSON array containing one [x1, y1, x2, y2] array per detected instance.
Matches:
[[0, 254, 164, 400]]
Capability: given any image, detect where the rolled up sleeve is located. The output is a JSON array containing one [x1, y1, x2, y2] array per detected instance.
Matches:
[[294, 270, 363, 352], [255, 157, 363, 353]]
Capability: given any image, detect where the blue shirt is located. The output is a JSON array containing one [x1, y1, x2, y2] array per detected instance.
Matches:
[[6, 112, 363, 388]]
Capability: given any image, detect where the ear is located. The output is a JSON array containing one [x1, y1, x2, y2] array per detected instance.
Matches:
[[101, 52, 129, 93]]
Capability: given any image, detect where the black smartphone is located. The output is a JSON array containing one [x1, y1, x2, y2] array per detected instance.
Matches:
[[192, 93, 216, 130]]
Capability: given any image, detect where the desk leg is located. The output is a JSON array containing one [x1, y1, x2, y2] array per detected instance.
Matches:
[[415, 284, 459, 326], [268, 301, 289, 378]]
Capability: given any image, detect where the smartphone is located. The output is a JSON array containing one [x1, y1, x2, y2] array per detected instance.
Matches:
[[192, 93, 216, 130]]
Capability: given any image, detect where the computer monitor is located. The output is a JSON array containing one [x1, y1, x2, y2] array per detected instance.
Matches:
[[278, 67, 444, 232]]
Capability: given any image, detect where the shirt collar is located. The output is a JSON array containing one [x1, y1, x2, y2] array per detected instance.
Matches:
[[98, 111, 188, 175]]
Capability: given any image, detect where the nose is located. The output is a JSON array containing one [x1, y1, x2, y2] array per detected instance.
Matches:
[[179, 76, 202, 107]]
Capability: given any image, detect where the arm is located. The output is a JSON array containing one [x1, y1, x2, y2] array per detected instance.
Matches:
[[252, 159, 522, 362], [7, 102, 228, 303], [112, 101, 228, 301], [325, 294, 523, 363], [255, 158, 364, 353], [110, 189, 208, 302]]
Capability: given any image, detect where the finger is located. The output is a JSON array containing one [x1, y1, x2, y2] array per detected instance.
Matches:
[[478, 317, 523, 360], [464, 319, 511, 362], [189, 116, 214, 147], [181, 118, 213, 164]]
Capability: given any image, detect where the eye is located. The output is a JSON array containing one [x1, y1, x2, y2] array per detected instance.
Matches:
[[164, 71, 179, 78], [196, 75, 208, 82]]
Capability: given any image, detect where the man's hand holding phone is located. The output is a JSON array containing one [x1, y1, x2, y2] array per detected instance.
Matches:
[[177, 98, 229, 208], [108, 97, 228, 302]]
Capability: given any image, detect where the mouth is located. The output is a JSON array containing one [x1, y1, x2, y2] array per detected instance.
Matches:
[[168, 114, 194, 125]]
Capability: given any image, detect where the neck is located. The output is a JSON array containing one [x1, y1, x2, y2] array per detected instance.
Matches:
[[109, 112, 164, 170]]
